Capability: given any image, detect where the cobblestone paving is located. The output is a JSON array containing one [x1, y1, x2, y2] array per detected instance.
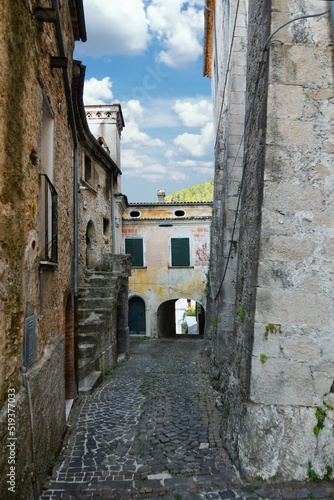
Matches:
[[41, 338, 334, 499]]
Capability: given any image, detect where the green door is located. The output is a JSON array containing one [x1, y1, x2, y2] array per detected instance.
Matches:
[[128, 297, 146, 335]]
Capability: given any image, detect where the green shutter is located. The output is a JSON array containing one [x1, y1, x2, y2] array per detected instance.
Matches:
[[171, 238, 190, 266], [125, 238, 143, 267]]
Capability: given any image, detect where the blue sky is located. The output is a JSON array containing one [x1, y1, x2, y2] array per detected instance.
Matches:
[[75, 0, 214, 203]]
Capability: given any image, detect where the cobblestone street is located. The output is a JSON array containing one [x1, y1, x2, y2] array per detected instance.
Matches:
[[41, 338, 334, 499]]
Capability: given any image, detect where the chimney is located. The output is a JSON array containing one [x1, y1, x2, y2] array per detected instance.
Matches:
[[157, 189, 165, 203]]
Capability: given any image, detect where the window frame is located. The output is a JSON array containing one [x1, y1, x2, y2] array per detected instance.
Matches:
[[171, 237, 190, 267], [125, 238, 144, 267], [40, 173, 58, 264]]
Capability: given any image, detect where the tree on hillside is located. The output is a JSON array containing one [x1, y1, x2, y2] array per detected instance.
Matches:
[[164, 179, 214, 202]]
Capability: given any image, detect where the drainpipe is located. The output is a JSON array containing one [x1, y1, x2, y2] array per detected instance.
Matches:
[[51, 0, 79, 289], [51, 0, 81, 385]]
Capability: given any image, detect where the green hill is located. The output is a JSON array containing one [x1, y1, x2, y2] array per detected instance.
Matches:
[[164, 180, 214, 202]]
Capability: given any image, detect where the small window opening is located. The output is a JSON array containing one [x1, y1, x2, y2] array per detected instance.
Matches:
[[103, 218, 110, 235], [129, 210, 141, 218], [84, 155, 92, 183], [174, 210, 185, 217]]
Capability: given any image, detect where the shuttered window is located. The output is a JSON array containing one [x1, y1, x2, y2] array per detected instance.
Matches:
[[171, 238, 190, 267], [125, 238, 144, 267]]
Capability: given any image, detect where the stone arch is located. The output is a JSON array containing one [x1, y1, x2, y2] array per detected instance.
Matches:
[[157, 298, 205, 338]]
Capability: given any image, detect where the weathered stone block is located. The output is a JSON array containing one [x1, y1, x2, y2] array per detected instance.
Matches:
[[250, 357, 314, 405], [282, 335, 321, 362], [262, 182, 324, 211], [239, 403, 334, 481], [255, 289, 329, 325], [268, 83, 304, 119], [259, 235, 316, 261]]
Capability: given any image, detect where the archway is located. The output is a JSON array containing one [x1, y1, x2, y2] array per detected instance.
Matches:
[[128, 296, 146, 335], [157, 298, 205, 338], [64, 294, 76, 418], [86, 220, 96, 269]]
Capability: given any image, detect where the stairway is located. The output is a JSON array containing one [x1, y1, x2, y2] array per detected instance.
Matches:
[[77, 270, 119, 394]]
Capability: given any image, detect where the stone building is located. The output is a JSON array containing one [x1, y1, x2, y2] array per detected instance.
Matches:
[[204, 0, 334, 482], [0, 1, 86, 497], [0, 1, 131, 497], [122, 192, 212, 338], [73, 66, 131, 394]]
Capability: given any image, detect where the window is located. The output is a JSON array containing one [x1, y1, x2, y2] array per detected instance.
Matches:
[[125, 238, 144, 267], [103, 218, 110, 235], [40, 174, 58, 263], [171, 238, 190, 267], [129, 210, 141, 218], [84, 155, 92, 183], [174, 210, 185, 217], [40, 97, 57, 264]]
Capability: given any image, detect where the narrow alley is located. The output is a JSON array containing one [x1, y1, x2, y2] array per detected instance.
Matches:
[[41, 339, 334, 500]]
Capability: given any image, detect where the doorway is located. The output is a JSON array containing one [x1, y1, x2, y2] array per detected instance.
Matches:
[[157, 299, 205, 338], [128, 296, 146, 335]]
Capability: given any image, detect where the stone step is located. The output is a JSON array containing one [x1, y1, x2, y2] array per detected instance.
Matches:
[[78, 286, 116, 299], [79, 297, 115, 310], [78, 308, 109, 323], [78, 332, 98, 344], [78, 357, 96, 381], [78, 343, 96, 358], [83, 273, 117, 287], [78, 371, 102, 395], [78, 321, 104, 334]]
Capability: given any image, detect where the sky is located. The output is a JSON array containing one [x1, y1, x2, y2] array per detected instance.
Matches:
[[74, 0, 214, 203]]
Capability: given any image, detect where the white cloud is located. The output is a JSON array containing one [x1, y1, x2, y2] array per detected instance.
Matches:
[[173, 99, 212, 127], [121, 100, 165, 147], [147, 0, 204, 67], [122, 121, 165, 147], [122, 149, 167, 183], [77, 0, 150, 57], [77, 1, 204, 67], [83, 77, 113, 104], [173, 121, 214, 157]]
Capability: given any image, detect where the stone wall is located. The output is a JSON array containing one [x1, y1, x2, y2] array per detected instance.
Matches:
[[205, 0, 334, 481], [238, 0, 334, 481], [0, 1, 83, 496]]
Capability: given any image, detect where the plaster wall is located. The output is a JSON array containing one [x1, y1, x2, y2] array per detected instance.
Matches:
[[123, 203, 211, 337]]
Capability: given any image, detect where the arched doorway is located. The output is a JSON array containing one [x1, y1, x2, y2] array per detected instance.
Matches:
[[64, 294, 76, 418], [86, 220, 96, 269], [157, 298, 205, 338], [128, 296, 146, 335]]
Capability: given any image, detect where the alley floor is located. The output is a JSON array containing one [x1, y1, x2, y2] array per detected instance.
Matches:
[[41, 338, 334, 500]]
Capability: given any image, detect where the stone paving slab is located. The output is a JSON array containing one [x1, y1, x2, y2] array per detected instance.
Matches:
[[41, 338, 334, 499]]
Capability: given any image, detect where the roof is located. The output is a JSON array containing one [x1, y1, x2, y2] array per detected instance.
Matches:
[[68, 0, 87, 42], [203, 0, 215, 78], [72, 61, 121, 175], [127, 201, 213, 207]]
